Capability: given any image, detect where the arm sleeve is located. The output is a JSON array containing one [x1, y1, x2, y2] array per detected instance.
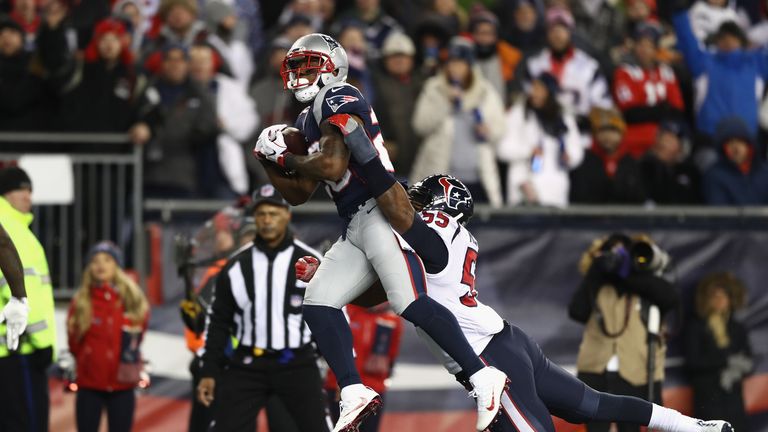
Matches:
[[199, 268, 237, 379], [673, 11, 708, 77], [401, 214, 449, 274]]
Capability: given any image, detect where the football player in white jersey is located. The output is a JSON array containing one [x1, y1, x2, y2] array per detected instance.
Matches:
[[296, 127, 736, 432]]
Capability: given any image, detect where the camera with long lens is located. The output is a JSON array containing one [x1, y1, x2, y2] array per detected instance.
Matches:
[[630, 241, 670, 274]]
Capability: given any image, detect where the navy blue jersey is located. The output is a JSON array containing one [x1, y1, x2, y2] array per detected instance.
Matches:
[[294, 83, 394, 217]]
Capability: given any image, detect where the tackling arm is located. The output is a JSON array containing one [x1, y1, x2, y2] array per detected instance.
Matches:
[[324, 113, 449, 273]]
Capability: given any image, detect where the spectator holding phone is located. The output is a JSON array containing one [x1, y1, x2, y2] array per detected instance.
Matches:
[[411, 36, 504, 206], [67, 241, 149, 432]]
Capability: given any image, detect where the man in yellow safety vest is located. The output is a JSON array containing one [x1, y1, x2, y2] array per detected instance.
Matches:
[[0, 166, 57, 432]]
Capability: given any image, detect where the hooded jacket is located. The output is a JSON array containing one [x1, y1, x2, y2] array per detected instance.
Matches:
[[702, 118, 768, 205]]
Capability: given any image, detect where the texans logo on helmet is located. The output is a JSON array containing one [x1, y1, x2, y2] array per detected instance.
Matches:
[[326, 94, 359, 113], [439, 177, 470, 210]]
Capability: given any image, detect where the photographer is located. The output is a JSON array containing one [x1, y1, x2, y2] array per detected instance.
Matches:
[[569, 233, 679, 432]]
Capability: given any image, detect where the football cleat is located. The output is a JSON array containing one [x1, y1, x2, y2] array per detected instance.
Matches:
[[469, 367, 509, 431], [333, 385, 382, 432]]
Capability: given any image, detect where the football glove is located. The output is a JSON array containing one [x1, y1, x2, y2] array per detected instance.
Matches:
[[0, 296, 29, 351], [295, 256, 320, 283]]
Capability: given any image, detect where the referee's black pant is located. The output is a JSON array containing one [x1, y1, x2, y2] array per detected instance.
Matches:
[[213, 346, 329, 432], [0, 349, 51, 432]]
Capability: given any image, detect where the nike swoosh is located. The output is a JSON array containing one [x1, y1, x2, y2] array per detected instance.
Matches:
[[340, 397, 368, 419], [331, 87, 344, 93], [486, 394, 495, 411]]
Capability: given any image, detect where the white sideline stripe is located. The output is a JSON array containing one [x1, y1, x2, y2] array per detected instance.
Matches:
[[54, 309, 685, 388]]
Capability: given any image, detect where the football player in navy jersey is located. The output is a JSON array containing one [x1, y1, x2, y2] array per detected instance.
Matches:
[[253, 33, 508, 432], [295, 147, 734, 432]]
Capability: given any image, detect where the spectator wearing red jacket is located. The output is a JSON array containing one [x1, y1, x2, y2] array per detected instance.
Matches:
[[67, 241, 149, 432], [325, 304, 404, 432], [613, 21, 684, 158]]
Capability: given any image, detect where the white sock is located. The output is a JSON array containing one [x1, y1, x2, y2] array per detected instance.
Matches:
[[648, 404, 701, 432], [339, 383, 366, 400]]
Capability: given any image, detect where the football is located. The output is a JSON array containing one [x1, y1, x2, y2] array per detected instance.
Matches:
[[282, 127, 309, 156]]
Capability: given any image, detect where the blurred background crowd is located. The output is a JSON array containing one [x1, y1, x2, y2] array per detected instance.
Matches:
[[4, 0, 768, 206]]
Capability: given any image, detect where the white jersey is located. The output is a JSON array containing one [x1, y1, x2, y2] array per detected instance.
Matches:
[[402, 210, 504, 368]]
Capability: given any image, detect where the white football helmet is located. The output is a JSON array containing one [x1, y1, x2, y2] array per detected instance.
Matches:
[[281, 33, 349, 103]]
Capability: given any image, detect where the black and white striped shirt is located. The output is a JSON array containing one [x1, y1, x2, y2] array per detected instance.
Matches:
[[200, 231, 321, 376]]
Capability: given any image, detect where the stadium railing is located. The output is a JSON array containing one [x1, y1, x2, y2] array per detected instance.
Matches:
[[0, 133, 144, 298]]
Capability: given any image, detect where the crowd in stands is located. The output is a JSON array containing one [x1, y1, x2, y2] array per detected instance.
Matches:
[[3, 0, 768, 205]]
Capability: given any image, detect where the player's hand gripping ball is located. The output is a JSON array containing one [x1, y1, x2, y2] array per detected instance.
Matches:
[[254, 125, 309, 174], [295, 256, 319, 283], [254, 124, 288, 166]]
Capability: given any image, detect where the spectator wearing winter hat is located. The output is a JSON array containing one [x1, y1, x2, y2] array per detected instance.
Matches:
[[613, 21, 685, 158], [67, 240, 149, 432], [0, 14, 52, 131], [702, 116, 768, 205], [141, 0, 209, 73], [673, 6, 768, 141], [468, 7, 522, 105], [522, 6, 613, 142], [570, 108, 646, 204], [494, 0, 545, 56], [372, 32, 425, 177], [204, 0, 252, 89], [143, 44, 219, 198], [497, 72, 582, 207], [640, 120, 702, 204], [411, 36, 505, 207], [40, 17, 157, 139]]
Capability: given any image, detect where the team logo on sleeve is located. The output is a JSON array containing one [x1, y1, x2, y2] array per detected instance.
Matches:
[[326, 95, 359, 113], [440, 177, 471, 210]]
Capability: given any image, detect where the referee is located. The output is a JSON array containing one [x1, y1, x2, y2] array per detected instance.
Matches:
[[196, 184, 329, 432]]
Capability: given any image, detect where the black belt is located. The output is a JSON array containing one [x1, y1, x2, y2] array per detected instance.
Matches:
[[234, 344, 315, 363]]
